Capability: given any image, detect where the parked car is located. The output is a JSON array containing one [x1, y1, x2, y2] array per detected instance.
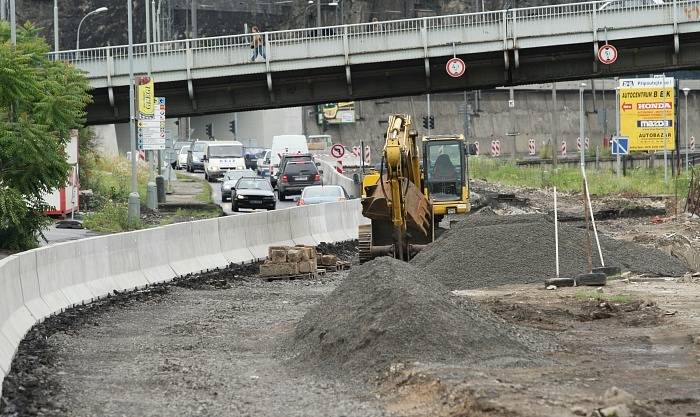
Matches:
[[232, 177, 276, 212], [168, 141, 191, 169], [176, 145, 190, 170], [187, 140, 209, 172], [276, 158, 322, 201], [203, 141, 246, 182], [221, 169, 257, 202], [297, 185, 349, 206]]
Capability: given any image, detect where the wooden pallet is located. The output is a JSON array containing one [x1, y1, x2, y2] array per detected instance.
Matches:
[[260, 272, 316, 282], [320, 261, 351, 272]]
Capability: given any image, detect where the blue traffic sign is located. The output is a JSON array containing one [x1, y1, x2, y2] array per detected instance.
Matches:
[[611, 136, 629, 155]]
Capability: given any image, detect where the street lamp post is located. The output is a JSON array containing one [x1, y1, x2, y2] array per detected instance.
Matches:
[[684, 87, 691, 173], [53, 0, 59, 51], [9, 0, 15, 45], [76, 7, 108, 53], [127, 0, 140, 222]]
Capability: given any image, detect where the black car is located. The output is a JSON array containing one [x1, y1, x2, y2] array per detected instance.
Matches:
[[220, 169, 257, 202], [277, 159, 322, 201], [232, 178, 276, 212]]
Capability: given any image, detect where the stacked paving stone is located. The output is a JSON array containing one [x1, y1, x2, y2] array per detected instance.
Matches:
[[260, 245, 320, 277]]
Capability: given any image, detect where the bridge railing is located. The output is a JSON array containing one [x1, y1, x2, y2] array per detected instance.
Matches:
[[47, 0, 700, 82]]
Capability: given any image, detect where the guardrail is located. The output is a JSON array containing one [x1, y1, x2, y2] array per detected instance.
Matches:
[[0, 200, 368, 396], [47, 0, 700, 88]]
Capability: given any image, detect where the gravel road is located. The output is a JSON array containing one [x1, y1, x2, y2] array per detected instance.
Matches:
[[1, 272, 390, 417]]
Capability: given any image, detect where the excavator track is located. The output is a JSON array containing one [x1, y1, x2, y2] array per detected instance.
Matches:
[[358, 224, 373, 264]]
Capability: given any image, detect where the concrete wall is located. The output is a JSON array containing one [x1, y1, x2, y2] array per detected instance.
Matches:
[[303, 88, 700, 160]]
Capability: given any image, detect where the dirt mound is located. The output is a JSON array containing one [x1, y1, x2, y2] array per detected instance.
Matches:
[[287, 258, 553, 377], [411, 214, 687, 290]]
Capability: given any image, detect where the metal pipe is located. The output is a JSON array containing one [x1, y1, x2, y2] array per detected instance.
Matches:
[[684, 87, 690, 173], [53, 0, 59, 51], [127, 0, 141, 222], [551, 82, 558, 168], [615, 85, 621, 178], [553, 186, 560, 278], [191, 0, 197, 38], [579, 82, 586, 169], [317, 0, 321, 31], [663, 75, 668, 185], [1, 0, 6, 21]]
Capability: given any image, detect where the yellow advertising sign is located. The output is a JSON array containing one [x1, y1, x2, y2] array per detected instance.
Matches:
[[137, 77, 155, 116], [619, 77, 675, 152]]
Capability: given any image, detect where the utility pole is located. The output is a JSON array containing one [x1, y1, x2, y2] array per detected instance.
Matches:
[[1, 0, 6, 21], [551, 82, 558, 168], [509, 87, 516, 161]]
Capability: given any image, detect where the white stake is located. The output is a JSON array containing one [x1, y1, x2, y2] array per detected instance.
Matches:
[[554, 186, 560, 278], [582, 170, 605, 266]]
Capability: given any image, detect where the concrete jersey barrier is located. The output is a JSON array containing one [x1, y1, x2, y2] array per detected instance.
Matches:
[[0, 201, 364, 398]]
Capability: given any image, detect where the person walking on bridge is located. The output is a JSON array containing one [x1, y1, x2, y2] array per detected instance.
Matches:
[[250, 26, 266, 62]]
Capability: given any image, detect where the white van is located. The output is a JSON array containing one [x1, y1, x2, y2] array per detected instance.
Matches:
[[203, 141, 246, 182], [270, 135, 309, 170]]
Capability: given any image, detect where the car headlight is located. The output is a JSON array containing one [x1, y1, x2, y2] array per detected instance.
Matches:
[[237, 195, 245, 200]]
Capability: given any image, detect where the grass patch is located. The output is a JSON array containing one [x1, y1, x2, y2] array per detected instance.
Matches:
[[82, 202, 143, 233], [196, 180, 213, 204], [470, 157, 690, 197], [574, 289, 632, 304]]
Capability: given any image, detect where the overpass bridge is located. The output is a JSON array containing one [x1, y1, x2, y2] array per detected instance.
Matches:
[[50, 0, 700, 125]]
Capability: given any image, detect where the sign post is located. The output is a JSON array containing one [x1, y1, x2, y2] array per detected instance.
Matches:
[[611, 135, 629, 178]]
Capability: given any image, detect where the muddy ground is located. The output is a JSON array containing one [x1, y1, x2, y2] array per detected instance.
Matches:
[[2, 193, 700, 416]]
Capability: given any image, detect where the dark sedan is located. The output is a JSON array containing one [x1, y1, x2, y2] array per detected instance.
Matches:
[[220, 169, 256, 202], [232, 178, 276, 212]]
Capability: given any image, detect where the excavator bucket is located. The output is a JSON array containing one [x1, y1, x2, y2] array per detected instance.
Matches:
[[361, 177, 432, 239]]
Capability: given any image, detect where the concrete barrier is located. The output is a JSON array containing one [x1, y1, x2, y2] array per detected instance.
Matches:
[[136, 227, 176, 284], [218, 215, 254, 264], [290, 206, 317, 246], [307, 203, 333, 243], [0, 199, 367, 395], [107, 232, 150, 291], [0, 256, 34, 368], [17, 250, 52, 321], [78, 236, 115, 299], [37, 242, 90, 310], [245, 211, 272, 260], [190, 218, 228, 270], [165, 222, 205, 276], [267, 209, 296, 248], [323, 202, 350, 242]]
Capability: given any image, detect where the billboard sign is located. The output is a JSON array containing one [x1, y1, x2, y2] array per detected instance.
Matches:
[[137, 76, 155, 116], [318, 102, 356, 124], [619, 77, 675, 152]]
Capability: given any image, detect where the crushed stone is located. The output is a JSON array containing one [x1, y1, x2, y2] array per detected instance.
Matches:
[[411, 214, 687, 290], [286, 257, 554, 378]]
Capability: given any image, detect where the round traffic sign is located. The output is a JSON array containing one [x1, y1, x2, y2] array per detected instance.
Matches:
[[446, 57, 466, 78], [330, 144, 345, 159], [598, 44, 618, 65]]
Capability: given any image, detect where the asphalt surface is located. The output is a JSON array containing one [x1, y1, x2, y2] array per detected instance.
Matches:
[[180, 170, 297, 215]]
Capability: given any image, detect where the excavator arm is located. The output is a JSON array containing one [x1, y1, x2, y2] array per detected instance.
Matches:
[[359, 115, 433, 262]]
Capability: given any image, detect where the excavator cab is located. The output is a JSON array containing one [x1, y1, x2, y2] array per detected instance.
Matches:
[[422, 136, 470, 220]]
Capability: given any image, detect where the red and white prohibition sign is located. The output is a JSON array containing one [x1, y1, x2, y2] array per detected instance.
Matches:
[[597, 44, 618, 65], [446, 57, 466, 78]]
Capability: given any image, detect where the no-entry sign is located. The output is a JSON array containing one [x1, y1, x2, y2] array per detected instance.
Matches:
[[446, 57, 466, 78]]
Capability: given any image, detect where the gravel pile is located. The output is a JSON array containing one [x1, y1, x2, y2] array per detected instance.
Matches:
[[287, 257, 553, 377], [411, 214, 687, 290]]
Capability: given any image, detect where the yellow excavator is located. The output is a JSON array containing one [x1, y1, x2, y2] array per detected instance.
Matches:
[[358, 114, 470, 263]]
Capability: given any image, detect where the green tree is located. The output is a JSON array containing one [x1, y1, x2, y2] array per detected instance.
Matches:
[[0, 22, 92, 250]]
